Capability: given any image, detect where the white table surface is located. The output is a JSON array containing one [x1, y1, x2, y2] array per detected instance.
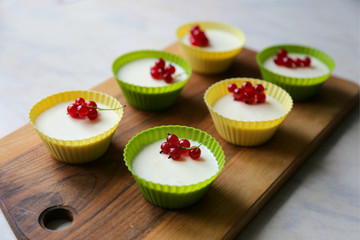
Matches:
[[0, 0, 359, 239]]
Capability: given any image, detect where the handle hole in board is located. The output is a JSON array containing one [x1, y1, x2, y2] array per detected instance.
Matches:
[[39, 205, 75, 231]]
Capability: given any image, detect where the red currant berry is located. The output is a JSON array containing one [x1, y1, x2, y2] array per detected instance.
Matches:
[[169, 147, 182, 160], [190, 35, 199, 46], [86, 101, 97, 108], [77, 104, 89, 118], [75, 97, 85, 105], [167, 134, 179, 147], [254, 84, 264, 93], [67, 103, 78, 118], [242, 81, 253, 90], [282, 57, 293, 68], [303, 57, 311, 67], [189, 147, 201, 160], [87, 108, 98, 120], [274, 55, 283, 66], [256, 92, 266, 103], [179, 139, 191, 155], [160, 142, 170, 154], [165, 65, 176, 75], [163, 73, 173, 83], [228, 83, 237, 93], [155, 58, 165, 69], [294, 58, 303, 67], [277, 49, 288, 58], [190, 25, 200, 33], [243, 91, 255, 104], [151, 66, 162, 80], [234, 88, 245, 101]]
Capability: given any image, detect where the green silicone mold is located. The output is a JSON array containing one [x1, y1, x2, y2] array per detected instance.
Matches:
[[256, 44, 335, 101], [112, 50, 192, 111], [123, 125, 226, 209]]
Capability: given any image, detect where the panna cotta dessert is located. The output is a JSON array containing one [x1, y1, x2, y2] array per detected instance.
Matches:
[[176, 21, 246, 74], [35, 101, 120, 140], [263, 52, 329, 78], [117, 58, 188, 87], [257, 45, 335, 101], [112, 50, 191, 111], [123, 125, 225, 209], [132, 139, 218, 186], [213, 94, 284, 122], [29, 90, 123, 163], [204, 78, 293, 146], [182, 29, 242, 52]]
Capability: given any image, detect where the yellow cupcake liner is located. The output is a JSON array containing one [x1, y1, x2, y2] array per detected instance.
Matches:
[[29, 90, 124, 164], [204, 78, 293, 146], [123, 125, 225, 209], [176, 21, 246, 74]]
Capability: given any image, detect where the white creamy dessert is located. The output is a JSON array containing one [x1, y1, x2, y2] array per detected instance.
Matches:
[[35, 101, 119, 140], [212, 94, 284, 121], [263, 53, 329, 78], [117, 58, 187, 87], [132, 139, 218, 186], [182, 29, 241, 52]]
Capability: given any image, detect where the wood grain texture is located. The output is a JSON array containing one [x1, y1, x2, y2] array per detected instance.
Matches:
[[0, 44, 358, 240]]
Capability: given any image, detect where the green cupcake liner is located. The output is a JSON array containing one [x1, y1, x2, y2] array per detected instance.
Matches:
[[256, 44, 335, 101], [112, 50, 192, 111], [123, 125, 226, 209]]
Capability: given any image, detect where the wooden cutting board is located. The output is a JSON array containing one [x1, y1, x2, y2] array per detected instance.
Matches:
[[0, 44, 358, 240]]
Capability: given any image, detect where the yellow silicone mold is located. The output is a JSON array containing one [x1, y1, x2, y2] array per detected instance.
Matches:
[[176, 21, 246, 74], [29, 90, 123, 164], [204, 78, 293, 146]]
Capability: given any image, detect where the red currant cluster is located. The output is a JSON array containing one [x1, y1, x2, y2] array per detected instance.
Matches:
[[273, 49, 311, 68], [150, 58, 176, 84], [189, 25, 209, 47], [228, 81, 266, 104], [160, 133, 202, 160], [67, 98, 99, 120]]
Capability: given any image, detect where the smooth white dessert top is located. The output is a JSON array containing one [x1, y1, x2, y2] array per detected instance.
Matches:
[[117, 58, 187, 87], [132, 139, 218, 186], [263, 53, 329, 78], [212, 94, 284, 121], [35, 101, 119, 140], [182, 29, 241, 52]]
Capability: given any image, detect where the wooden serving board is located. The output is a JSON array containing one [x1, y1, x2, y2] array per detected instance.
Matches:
[[0, 44, 359, 240]]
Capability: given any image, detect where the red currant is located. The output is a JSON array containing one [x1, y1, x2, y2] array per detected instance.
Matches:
[[161, 142, 170, 154], [75, 97, 85, 105], [282, 57, 293, 68], [228, 83, 237, 93], [189, 147, 201, 160], [242, 81, 253, 91], [151, 66, 162, 80], [155, 58, 165, 69], [234, 88, 244, 101], [86, 101, 97, 108], [167, 134, 179, 147], [87, 108, 98, 120], [273, 55, 283, 65], [163, 73, 173, 83], [254, 84, 264, 93], [256, 92, 266, 103], [277, 49, 288, 58], [243, 91, 255, 104], [169, 147, 182, 160], [303, 57, 311, 67], [179, 139, 190, 155], [77, 104, 89, 118], [67, 103, 78, 118], [190, 25, 200, 34], [165, 65, 176, 74]]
